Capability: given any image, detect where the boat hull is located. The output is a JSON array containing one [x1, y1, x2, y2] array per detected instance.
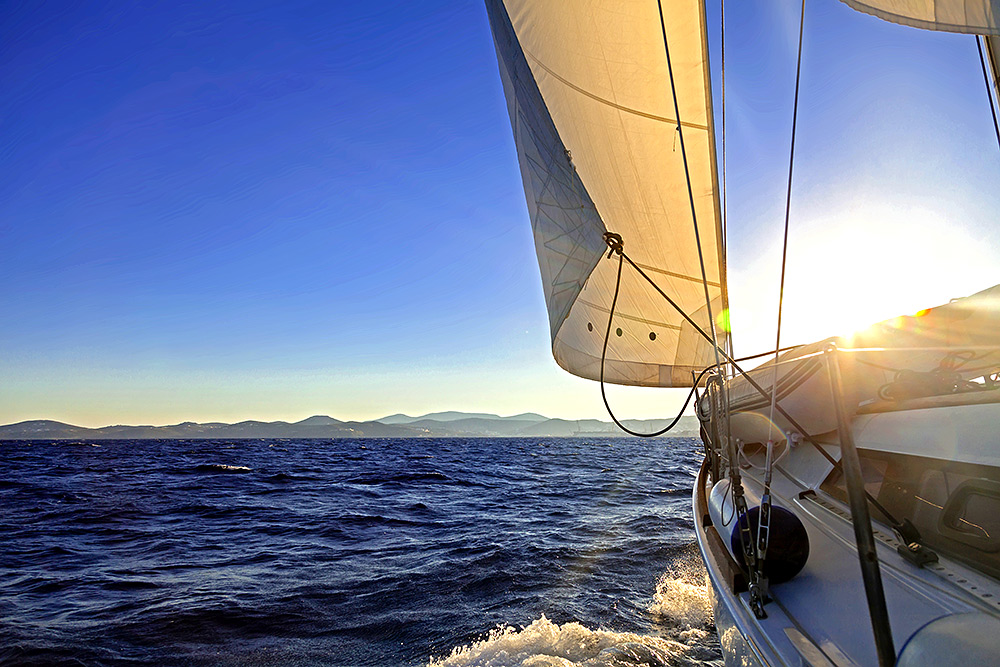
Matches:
[[693, 461, 775, 666], [706, 581, 768, 667]]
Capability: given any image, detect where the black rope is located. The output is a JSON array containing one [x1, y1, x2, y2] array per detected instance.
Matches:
[[733, 345, 802, 364], [600, 233, 912, 533], [599, 248, 707, 437], [976, 35, 1000, 153]]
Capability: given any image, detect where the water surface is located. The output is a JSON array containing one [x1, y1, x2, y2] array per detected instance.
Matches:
[[0, 437, 721, 665]]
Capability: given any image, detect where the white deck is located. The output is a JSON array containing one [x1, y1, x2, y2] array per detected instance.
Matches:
[[695, 423, 1000, 666]]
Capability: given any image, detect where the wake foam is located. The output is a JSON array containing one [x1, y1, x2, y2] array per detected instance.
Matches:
[[427, 615, 703, 667], [647, 563, 713, 628]]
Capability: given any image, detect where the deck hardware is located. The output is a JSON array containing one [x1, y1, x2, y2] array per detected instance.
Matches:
[[898, 541, 939, 567]]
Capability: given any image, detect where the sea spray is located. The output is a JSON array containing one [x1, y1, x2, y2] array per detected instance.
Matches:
[[427, 615, 699, 667], [647, 557, 713, 628], [429, 551, 719, 667]]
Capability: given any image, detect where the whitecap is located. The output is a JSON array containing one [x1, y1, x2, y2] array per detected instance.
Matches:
[[195, 464, 252, 473], [427, 615, 697, 667]]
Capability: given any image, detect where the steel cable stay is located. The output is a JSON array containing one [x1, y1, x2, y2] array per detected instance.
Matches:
[[654, 0, 724, 367], [746, 0, 808, 617], [596, 230, 918, 533], [721, 0, 731, 356], [657, 0, 764, 610], [661, 0, 783, 613]]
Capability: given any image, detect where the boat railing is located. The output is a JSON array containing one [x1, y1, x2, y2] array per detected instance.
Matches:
[[703, 343, 1000, 666]]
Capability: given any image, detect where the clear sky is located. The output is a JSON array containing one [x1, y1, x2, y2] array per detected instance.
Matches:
[[2, 0, 999, 427]]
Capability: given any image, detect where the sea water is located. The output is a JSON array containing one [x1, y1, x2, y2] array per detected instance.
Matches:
[[0, 437, 722, 666]]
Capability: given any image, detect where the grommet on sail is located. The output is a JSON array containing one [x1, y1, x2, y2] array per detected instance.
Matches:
[[485, 0, 728, 388]]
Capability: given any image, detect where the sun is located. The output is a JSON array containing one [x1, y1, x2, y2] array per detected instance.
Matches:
[[727, 203, 996, 357]]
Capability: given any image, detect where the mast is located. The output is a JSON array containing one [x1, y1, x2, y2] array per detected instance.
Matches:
[[986, 36, 1000, 111], [979, 35, 1000, 149]]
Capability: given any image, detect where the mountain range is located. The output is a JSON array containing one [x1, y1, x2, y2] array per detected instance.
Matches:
[[0, 411, 700, 440]]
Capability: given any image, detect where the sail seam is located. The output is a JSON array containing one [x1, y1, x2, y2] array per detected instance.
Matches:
[[630, 261, 722, 288], [576, 298, 683, 330], [522, 50, 709, 131]]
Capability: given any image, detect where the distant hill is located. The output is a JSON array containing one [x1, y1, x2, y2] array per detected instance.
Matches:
[[376, 413, 416, 424], [376, 411, 539, 424], [0, 412, 700, 440], [295, 415, 343, 426]]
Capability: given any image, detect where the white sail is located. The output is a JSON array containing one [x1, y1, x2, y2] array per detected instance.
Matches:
[[485, 0, 726, 388], [840, 0, 1000, 35]]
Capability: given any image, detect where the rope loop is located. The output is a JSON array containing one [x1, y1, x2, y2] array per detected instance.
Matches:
[[602, 231, 624, 259]]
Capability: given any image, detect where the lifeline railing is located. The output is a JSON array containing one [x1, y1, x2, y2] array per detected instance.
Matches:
[[711, 343, 1000, 666]]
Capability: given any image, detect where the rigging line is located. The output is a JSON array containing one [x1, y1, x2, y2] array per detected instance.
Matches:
[[976, 35, 1000, 153], [766, 0, 806, 440], [607, 237, 912, 531], [759, 0, 805, 582], [655, 0, 736, 505], [599, 250, 707, 438], [655, 0, 724, 370], [721, 0, 730, 356], [523, 50, 709, 130]]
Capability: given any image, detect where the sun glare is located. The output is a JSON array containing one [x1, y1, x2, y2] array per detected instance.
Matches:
[[727, 204, 996, 357]]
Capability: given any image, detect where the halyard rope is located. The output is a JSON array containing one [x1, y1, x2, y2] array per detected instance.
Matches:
[[655, 0, 725, 370]]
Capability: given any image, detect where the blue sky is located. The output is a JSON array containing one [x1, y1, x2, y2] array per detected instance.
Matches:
[[2, 0, 998, 426]]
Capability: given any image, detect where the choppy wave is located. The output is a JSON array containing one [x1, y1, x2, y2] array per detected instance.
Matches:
[[0, 436, 718, 665], [428, 615, 706, 667]]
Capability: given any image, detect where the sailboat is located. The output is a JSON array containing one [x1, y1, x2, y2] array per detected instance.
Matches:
[[484, 0, 1000, 664]]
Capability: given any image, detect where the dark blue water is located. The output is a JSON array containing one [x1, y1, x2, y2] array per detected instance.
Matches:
[[0, 437, 721, 666]]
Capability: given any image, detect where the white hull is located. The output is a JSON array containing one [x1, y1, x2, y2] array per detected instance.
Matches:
[[694, 466, 771, 666]]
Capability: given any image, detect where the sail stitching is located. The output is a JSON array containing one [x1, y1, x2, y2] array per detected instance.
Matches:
[[515, 94, 601, 327], [522, 50, 709, 131], [630, 261, 722, 288], [586, 6, 662, 260], [840, 1, 1000, 36]]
